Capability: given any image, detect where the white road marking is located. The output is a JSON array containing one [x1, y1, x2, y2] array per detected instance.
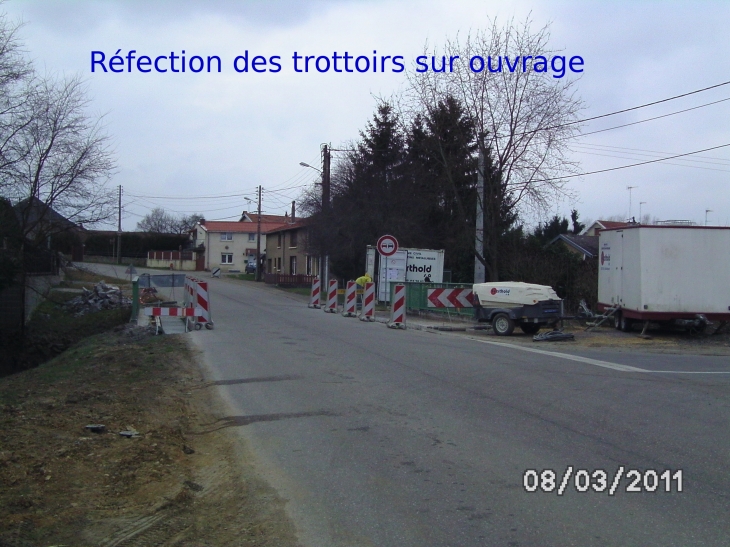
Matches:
[[465, 337, 730, 374], [645, 371, 730, 374]]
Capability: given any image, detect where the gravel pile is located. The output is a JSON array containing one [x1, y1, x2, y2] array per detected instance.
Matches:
[[64, 281, 132, 316]]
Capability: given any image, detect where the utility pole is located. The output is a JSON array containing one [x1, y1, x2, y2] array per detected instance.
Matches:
[[321, 144, 331, 290], [117, 185, 122, 264], [322, 144, 331, 210], [255, 185, 262, 281], [474, 149, 485, 284]]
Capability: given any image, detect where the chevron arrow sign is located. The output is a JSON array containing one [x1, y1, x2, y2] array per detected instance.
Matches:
[[426, 288, 474, 308]]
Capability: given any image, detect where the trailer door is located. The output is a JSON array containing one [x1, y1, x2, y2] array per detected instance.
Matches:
[[614, 231, 624, 306]]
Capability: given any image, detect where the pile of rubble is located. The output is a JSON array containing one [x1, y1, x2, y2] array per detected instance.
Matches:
[[64, 281, 132, 316]]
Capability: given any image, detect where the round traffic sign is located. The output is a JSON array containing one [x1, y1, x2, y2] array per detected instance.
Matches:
[[376, 234, 399, 257]]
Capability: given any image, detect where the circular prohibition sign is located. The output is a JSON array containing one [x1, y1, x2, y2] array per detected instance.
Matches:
[[376, 234, 399, 257]]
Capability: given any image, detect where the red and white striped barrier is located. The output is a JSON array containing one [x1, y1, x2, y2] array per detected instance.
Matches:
[[184, 275, 214, 329], [144, 307, 204, 317], [195, 280, 211, 323], [360, 282, 375, 321], [184, 277, 196, 307], [426, 288, 474, 308], [308, 277, 321, 309], [324, 279, 338, 313], [388, 283, 406, 329], [342, 280, 357, 317]]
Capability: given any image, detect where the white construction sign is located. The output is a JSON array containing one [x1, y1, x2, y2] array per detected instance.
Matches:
[[405, 249, 444, 283], [373, 246, 445, 302]]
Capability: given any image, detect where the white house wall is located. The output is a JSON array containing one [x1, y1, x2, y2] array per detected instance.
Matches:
[[204, 231, 262, 271]]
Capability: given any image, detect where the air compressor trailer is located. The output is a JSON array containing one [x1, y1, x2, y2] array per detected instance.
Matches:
[[472, 282, 563, 335], [597, 225, 730, 331]]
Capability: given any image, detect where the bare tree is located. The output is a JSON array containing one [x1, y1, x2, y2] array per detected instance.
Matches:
[[136, 207, 177, 233], [173, 213, 204, 234], [136, 209, 203, 234], [406, 16, 584, 280], [0, 11, 33, 184], [8, 75, 116, 243]]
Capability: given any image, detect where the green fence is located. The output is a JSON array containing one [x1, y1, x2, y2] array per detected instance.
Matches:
[[388, 282, 475, 317]]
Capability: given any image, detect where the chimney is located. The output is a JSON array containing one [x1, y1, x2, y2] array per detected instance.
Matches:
[[199, 218, 205, 225], [291, 201, 295, 222]]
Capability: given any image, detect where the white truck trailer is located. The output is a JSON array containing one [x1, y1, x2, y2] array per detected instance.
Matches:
[[597, 225, 730, 331]]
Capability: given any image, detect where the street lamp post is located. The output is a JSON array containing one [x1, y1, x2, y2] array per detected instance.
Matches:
[[627, 186, 638, 221], [300, 153, 329, 290]]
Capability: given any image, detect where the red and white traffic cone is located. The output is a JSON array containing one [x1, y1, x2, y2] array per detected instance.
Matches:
[[388, 283, 406, 329], [342, 281, 357, 317], [360, 282, 375, 321], [308, 277, 321, 309], [324, 279, 338, 313]]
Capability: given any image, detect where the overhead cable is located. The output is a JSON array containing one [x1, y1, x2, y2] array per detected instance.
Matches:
[[578, 96, 730, 137], [533, 142, 730, 183], [500, 79, 730, 138]]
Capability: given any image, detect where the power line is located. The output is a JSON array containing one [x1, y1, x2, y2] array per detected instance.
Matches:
[[570, 149, 730, 173], [574, 143, 730, 165], [127, 192, 252, 200], [208, 214, 242, 220], [264, 183, 313, 195], [571, 79, 730, 126], [125, 199, 245, 215], [123, 157, 321, 201], [500, 79, 730, 138], [578, 96, 730, 137], [533, 142, 730, 183], [265, 153, 321, 190]]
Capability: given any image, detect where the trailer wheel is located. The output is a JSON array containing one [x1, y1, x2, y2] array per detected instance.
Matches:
[[492, 313, 515, 336], [520, 323, 541, 335], [620, 315, 633, 332]]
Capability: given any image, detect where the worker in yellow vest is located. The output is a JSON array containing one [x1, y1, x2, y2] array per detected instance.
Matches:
[[355, 273, 372, 307], [355, 272, 372, 288]]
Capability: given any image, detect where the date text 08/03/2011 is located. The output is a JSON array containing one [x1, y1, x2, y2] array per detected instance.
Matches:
[[523, 467, 683, 495]]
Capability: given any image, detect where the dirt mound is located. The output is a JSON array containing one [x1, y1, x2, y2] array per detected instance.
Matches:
[[0, 328, 299, 546]]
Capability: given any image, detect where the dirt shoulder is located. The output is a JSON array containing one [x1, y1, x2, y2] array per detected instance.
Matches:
[[434, 321, 730, 356], [0, 326, 300, 547]]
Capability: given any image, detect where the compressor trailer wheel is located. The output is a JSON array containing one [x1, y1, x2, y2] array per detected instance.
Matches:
[[492, 313, 515, 336]]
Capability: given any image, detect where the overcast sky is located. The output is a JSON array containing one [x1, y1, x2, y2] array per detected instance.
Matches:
[[5, 0, 730, 230]]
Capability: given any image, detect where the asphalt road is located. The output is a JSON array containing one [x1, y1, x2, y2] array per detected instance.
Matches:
[[79, 263, 728, 547]]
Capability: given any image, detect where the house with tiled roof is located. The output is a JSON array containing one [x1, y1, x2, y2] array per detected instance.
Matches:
[[190, 219, 287, 271], [582, 220, 632, 236], [547, 233, 599, 260], [238, 210, 290, 224], [264, 217, 319, 277]]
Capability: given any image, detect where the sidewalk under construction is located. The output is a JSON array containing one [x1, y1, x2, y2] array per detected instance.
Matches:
[[133, 273, 213, 335]]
